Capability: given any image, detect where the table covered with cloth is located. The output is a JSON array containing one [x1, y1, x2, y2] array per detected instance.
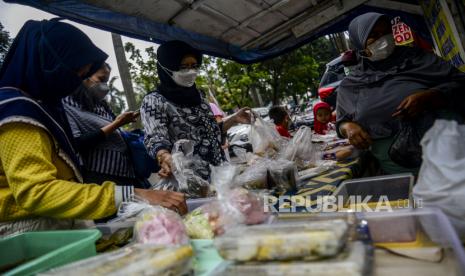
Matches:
[[275, 158, 362, 211]]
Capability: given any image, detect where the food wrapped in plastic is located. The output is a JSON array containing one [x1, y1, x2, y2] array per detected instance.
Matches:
[[133, 205, 189, 246], [40, 244, 194, 276], [215, 219, 348, 261], [213, 165, 270, 225], [184, 200, 224, 239], [152, 139, 211, 198], [213, 241, 371, 276], [249, 114, 287, 158], [234, 158, 296, 192], [184, 188, 270, 239], [279, 126, 317, 169]]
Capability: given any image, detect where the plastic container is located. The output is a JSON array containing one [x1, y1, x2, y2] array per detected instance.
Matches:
[[0, 229, 101, 276], [214, 219, 348, 261], [213, 241, 371, 276], [332, 173, 414, 209], [40, 244, 194, 276], [360, 208, 465, 274]]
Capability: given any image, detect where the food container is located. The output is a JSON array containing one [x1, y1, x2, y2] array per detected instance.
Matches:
[[214, 219, 348, 261], [0, 230, 101, 276], [213, 241, 372, 276], [332, 173, 414, 210], [361, 208, 465, 275], [40, 244, 194, 276]]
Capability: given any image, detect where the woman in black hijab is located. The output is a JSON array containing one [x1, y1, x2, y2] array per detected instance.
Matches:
[[0, 20, 186, 235], [336, 12, 465, 174], [141, 41, 250, 181]]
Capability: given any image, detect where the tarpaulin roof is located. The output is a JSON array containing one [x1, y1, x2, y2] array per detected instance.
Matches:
[[6, 0, 429, 63]]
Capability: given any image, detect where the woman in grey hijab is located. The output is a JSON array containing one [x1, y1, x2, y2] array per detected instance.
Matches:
[[336, 12, 465, 174]]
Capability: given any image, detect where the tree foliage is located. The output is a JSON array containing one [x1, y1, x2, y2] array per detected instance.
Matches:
[[0, 22, 12, 67]]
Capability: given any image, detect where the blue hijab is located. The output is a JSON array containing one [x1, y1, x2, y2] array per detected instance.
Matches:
[[0, 19, 107, 177]]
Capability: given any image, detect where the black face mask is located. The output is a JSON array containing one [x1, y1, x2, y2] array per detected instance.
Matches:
[[39, 23, 84, 101]]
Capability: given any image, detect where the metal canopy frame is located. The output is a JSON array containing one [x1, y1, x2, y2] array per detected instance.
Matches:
[[6, 0, 428, 63]]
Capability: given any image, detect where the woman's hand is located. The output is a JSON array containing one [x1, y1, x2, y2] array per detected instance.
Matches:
[[157, 150, 173, 178], [340, 122, 372, 149], [392, 90, 443, 118], [135, 189, 187, 215], [222, 107, 251, 132], [115, 111, 140, 127], [233, 107, 252, 125]]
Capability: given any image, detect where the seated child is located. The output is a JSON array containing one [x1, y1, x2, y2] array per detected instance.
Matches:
[[313, 102, 335, 135], [268, 106, 291, 138]]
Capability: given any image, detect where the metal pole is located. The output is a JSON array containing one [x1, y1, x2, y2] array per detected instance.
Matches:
[[111, 33, 137, 111]]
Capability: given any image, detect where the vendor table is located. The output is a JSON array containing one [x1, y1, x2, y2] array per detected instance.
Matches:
[[276, 158, 362, 211]]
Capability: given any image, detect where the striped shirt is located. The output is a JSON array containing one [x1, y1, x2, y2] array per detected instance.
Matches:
[[63, 97, 135, 179]]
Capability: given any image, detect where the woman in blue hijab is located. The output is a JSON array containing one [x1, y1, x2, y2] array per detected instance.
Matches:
[[0, 19, 186, 236], [336, 13, 465, 174]]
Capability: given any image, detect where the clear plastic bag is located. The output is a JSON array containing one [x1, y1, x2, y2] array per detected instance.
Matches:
[[133, 205, 189, 246], [40, 244, 194, 276], [184, 200, 225, 239], [249, 114, 286, 158], [184, 165, 270, 239], [110, 199, 189, 246], [280, 126, 316, 169], [234, 158, 297, 193], [153, 139, 212, 198]]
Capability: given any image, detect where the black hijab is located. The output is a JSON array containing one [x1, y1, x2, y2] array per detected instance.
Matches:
[[156, 40, 202, 107], [0, 19, 107, 173]]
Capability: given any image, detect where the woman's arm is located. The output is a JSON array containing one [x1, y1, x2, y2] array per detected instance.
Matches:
[[0, 123, 121, 220], [140, 95, 173, 177]]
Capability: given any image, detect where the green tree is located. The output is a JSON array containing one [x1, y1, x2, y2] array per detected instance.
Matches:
[[0, 22, 12, 67], [107, 76, 126, 115], [124, 42, 159, 108]]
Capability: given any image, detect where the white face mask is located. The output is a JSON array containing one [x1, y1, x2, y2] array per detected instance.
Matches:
[[172, 69, 199, 87], [159, 62, 199, 87], [366, 34, 396, 61]]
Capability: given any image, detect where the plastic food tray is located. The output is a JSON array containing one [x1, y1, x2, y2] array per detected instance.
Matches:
[[0, 229, 101, 276], [214, 219, 348, 262], [361, 208, 465, 274], [332, 173, 414, 209], [214, 241, 371, 276]]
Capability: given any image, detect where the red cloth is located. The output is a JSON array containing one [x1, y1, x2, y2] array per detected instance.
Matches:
[[313, 102, 332, 135], [276, 125, 291, 138]]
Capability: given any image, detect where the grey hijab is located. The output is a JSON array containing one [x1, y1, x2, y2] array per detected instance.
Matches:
[[348, 12, 386, 51], [337, 13, 465, 139]]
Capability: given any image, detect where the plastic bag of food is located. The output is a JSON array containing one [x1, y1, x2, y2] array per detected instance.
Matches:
[[249, 114, 286, 158], [133, 205, 189, 246], [40, 244, 194, 276], [234, 158, 297, 193], [184, 165, 270, 239], [280, 126, 317, 169], [184, 200, 225, 239], [152, 139, 211, 198], [214, 219, 348, 262]]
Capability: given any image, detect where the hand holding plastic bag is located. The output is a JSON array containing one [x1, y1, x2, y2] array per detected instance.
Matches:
[[153, 140, 211, 198]]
